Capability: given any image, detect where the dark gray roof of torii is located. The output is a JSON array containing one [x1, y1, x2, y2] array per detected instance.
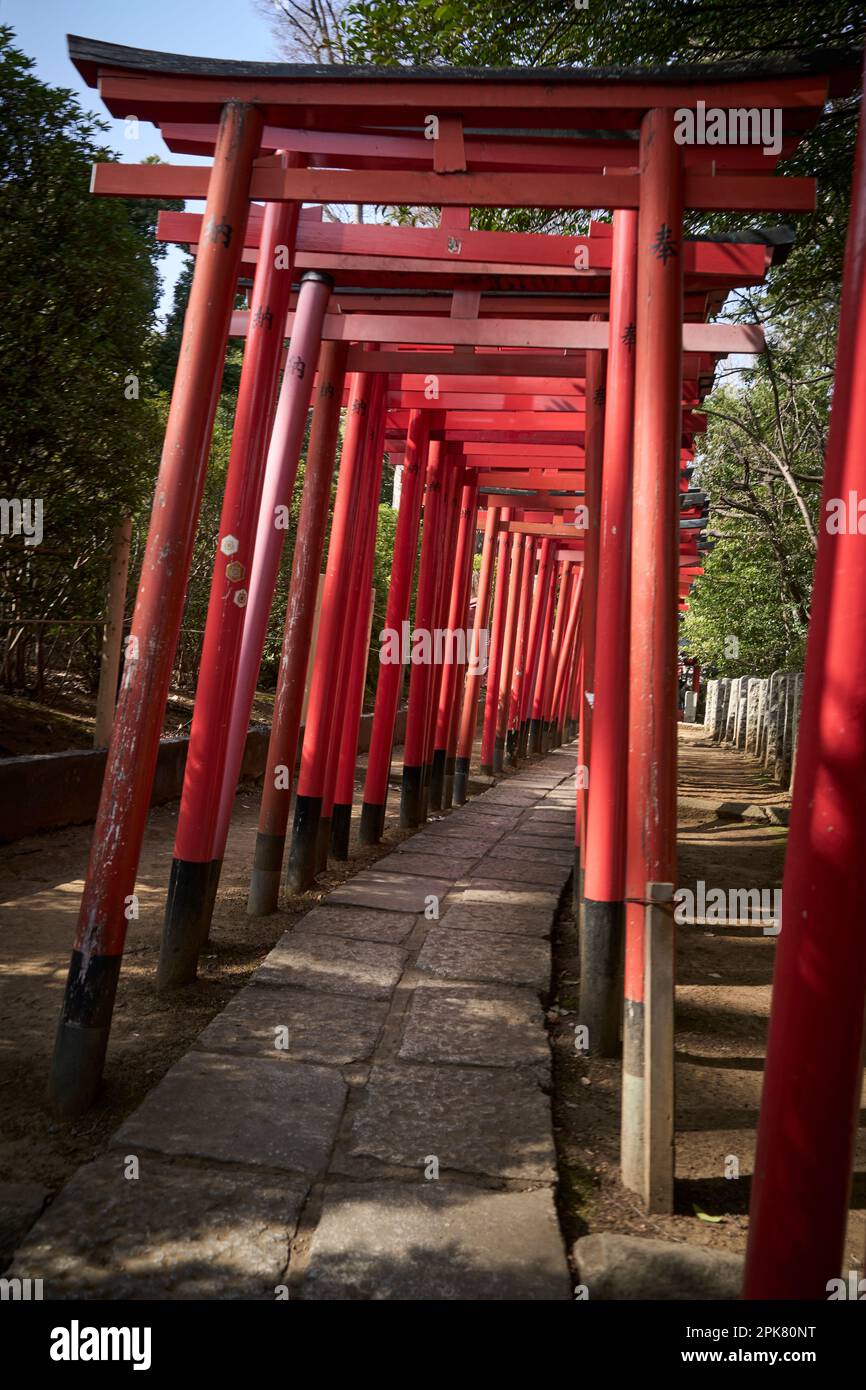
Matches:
[[67, 34, 861, 90]]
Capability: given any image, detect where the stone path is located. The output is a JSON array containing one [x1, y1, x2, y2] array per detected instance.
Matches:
[[11, 749, 576, 1300]]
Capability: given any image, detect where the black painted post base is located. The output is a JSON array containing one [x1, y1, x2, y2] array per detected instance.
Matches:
[[528, 717, 543, 755], [428, 748, 446, 812], [315, 816, 331, 874], [442, 754, 456, 809], [285, 794, 323, 893], [330, 802, 351, 860], [247, 832, 287, 916], [158, 857, 222, 991], [579, 897, 625, 1057], [492, 734, 505, 773], [359, 800, 384, 846], [400, 764, 423, 827], [47, 951, 122, 1118], [453, 755, 471, 806]]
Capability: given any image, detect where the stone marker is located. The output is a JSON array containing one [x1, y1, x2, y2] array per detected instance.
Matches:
[[573, 1232, 743, 1301]]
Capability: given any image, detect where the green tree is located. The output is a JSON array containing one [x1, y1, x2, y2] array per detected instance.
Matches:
[[0, 28, 171, 693]]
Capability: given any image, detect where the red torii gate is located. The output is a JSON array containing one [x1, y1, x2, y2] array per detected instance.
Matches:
[[48, 33, 866, 1303]]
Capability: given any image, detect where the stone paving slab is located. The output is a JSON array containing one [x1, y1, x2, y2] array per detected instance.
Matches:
[[9, 1154, 306, 1300], [195, 984, 388, 1066], [398, 983, 549, 1071], [473, 856, 570, 887], [329, 870, 452, 913], [421, 818, 509, 841], [376, 850, 479, 880], [293, 904, 417, 944], [254, 932, 407, 999], [490, 837, 574, 865], [438, 902, 552, 939], [113, 1051, 347, 1175], [300, 1182, 571, 1301], [457, 882, 562, 912], [349, 1063, 557, 1180], [416, 925, 551, 991], [522, 808, 574, 825], [394, 835, 496, 859]]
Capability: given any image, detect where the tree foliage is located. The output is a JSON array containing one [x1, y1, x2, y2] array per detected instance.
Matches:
[[0, 28, 169, 692]]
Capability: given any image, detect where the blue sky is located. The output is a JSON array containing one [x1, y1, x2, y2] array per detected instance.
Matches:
[[5, 0, 282, 314]]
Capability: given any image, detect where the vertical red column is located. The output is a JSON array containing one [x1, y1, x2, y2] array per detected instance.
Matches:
[[576, 348, 607, 910], [420, 449, 462, 819], [623, 109, 684, 1170], [359, 411, 431, 843], [159, 188, 300, 968], [247, 340, 350, 916], [541, 559, 571, 750], [494, 532, 527, 771], [329, 377, 388, 859], [519, 538, 554, 755], [582, 207, 639, 1067], [480, 508, 514, 775], [430, 472, 478, 810], [507, 536, 536, 763], [400, 440, 446, 826], [453, 505, 500, 805], [745, 65, 866, 1299], [528, 556, 557, 754], [285, 369, 377, 891], [551, 567, 583, 742], [158, 269, 333, 987], [48, 102, 263, 1115]]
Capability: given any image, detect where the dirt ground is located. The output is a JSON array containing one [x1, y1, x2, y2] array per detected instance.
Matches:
[[551, 724, 866, 1274]]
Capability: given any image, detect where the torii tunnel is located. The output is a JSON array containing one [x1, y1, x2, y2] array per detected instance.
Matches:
[[50, 35, 866, 1300]]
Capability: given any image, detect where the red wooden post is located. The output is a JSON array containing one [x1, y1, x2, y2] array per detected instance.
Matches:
[[582, 207, 638, 1067], [359, 411, 431, 844], [48, 101, 263, 1115], [317, 378, 385, 869], [430, 466, 476, 811], [159, 191, 301, 970], [400, 440, 447, 826], [441, 484, 480, 809], [158, 269, 333, 986], [330, 377, 387, 859], [494, 532, 527, 771], [527, 546, 557, 754], [575, 346, 606, 907], [519, 537, 554, 756], [745, 67, 866, 1299], [507, 535, 536, 764], [480, 508, 514, 775], [247, 339, 349, 916], [453, 505, 500, 804], [622, 109, 684, 1172], [421, 450, 462, 817], [541, 559, 571, 750], [286, 368, 377, 891], [551, 567, 583, 741]]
